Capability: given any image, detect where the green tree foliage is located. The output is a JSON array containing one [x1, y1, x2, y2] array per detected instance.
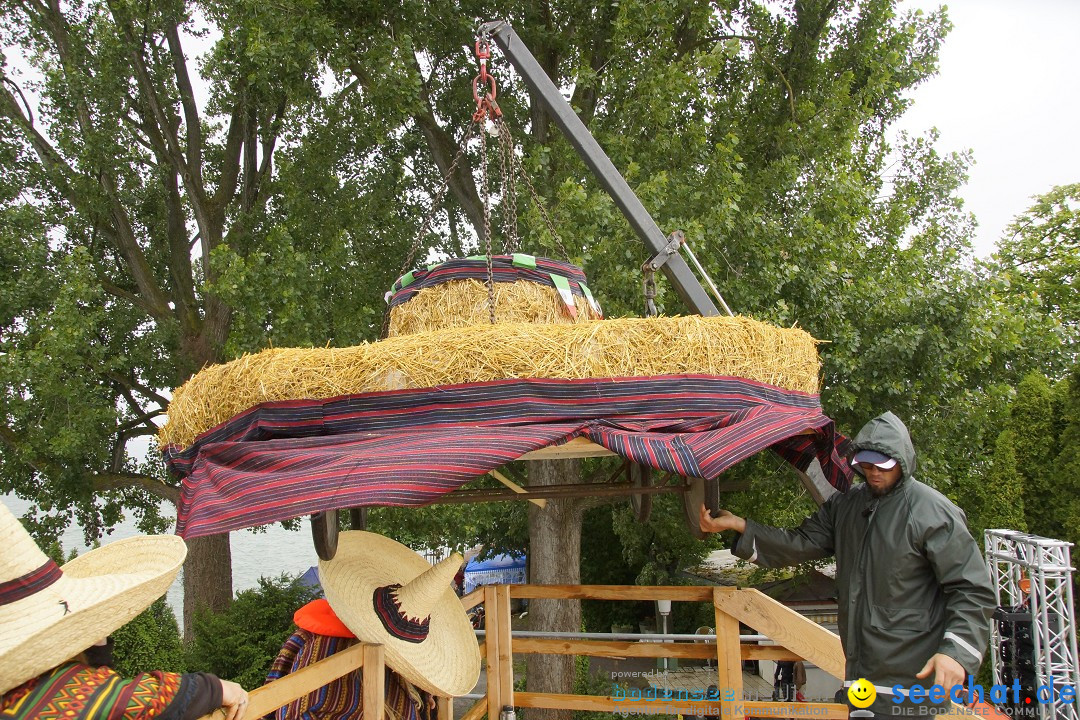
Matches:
[[579, 503, 650, 633], [993, 370, 1079, 549], [1051, 367, 1080, 544], [993, 183, 1080, 365], [111, 597, 187, 676], [0, 0, 412, 634], [973, 429, 1027, 544], [187, 573, 317, 690]]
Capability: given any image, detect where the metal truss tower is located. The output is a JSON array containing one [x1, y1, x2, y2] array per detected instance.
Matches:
[[986, 529, 1079, 720]]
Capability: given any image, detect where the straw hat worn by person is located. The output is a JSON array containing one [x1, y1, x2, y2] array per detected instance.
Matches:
[[0, 502, 249, 720], [263, 535, 480, 720], [318, 532, 481, 699]]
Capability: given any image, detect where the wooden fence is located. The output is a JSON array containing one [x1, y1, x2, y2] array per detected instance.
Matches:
[[198, 583, 977, 720], [463, 584, 848, 720], [200, 587, 859, 720]]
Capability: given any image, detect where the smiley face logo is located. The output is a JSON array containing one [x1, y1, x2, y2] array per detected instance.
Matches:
[[847, 678, 877, 708]]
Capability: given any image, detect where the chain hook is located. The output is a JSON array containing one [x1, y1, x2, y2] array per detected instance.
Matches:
[[642, 263, 658, 318], [472, 36, 502, 123]]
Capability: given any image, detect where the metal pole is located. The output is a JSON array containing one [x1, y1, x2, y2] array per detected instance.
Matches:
[[477, 20, 719, 317]]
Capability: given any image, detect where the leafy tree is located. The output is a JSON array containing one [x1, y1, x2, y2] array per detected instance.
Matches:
[[993, 183, 1080, 366], [187, 573, 317, 690], [1050, 366, 1080, 546], [993, 370, 1079, 549], [972, 429, 1027, 545], [579, 503, 650, 633], [0, 0, 406, 638]]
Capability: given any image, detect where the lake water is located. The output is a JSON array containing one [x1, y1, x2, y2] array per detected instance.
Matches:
[[2, 494, 319, 621]]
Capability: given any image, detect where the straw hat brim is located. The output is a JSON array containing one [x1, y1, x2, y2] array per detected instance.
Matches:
[[319, 532, 481, 697], [0, 534, 186, 694]]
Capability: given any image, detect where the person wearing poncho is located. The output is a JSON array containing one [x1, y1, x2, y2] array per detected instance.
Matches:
[[0, 502, 247, 720], [263, 535, 481, 720]]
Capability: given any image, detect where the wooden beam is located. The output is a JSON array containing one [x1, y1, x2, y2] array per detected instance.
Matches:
[[509, 584, 715, 601], [714, 588, 744, 720], [363, 644, 385, 720], [518, 437, 616, 459], [484, 585, 502, 720], [744, 645, 802, 661], [461, 587, 485, 610], [436, 695, 452, 720], [460, 698, 487, 720], [495, 585, 514, 711], [490, 468, 547, 508], [713, 588, 846, 680], [514, 692, 847, 717], [198, 642, 365, 720]]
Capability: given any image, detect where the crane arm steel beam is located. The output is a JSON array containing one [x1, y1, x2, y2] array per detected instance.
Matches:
[[477, 20, 719, 317]]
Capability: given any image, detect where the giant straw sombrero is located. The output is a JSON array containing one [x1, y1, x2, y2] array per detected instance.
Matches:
[[0, 502, 186, 694], [318, 531, 481, 697], [159, 255, 851, 539]]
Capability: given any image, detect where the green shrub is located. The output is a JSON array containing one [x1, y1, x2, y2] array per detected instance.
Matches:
[[112, 597, 186, 675], [186, 573, 318, 689]]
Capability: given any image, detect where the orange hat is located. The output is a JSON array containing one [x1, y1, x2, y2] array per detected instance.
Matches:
[[294, 598, 356, 639]]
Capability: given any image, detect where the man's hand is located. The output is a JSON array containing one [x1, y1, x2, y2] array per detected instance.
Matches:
[[915, 653, 966, 694], [219, 679, 249, 720], [699, 504, 746, 534]]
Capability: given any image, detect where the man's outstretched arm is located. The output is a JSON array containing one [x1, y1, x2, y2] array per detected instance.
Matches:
[[699, 502, 836, 567]]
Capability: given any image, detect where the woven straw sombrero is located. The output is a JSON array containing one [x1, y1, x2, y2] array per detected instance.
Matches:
[[318, 531, 481, 697], [0, 502, 186, 694]]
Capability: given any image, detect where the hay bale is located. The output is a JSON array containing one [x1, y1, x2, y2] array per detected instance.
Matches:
[[387, 278, 601, 337], [160, 316, 822, 450]]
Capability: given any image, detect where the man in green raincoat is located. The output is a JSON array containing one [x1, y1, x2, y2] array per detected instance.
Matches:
[[700, 412, 995, 717]]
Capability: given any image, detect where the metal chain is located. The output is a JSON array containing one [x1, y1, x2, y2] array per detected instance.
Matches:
[[396, 122, 479, 280], [643, 266, 658, 317], [480, 124, 496, 324], [496, 120, 511, 250], [496, 119, 520, 253], [507, 121, 571, 261]]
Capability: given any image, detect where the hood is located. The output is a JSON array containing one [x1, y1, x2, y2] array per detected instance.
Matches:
[[851, 411, 916, 482]]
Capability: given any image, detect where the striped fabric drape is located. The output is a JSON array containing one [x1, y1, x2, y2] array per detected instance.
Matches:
[[164, 375, 853, 538]]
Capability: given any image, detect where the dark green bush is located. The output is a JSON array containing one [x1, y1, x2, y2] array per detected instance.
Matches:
[[187, 573, 318, 689], [112, 597, 186, 675]]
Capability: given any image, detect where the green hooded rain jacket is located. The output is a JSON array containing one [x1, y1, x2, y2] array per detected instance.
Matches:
[[733, 412, 995, 712]]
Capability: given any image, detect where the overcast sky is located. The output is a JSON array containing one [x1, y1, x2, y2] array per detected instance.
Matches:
[[894, 0, 1080, 257]]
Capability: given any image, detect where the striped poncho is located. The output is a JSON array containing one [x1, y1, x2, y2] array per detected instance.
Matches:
[[266, 629, 435, 720]]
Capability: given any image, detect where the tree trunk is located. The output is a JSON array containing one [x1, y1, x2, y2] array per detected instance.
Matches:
[[181, 531, 233, 640], [525, 459, 585, 720], [177, 324, 234, 639]]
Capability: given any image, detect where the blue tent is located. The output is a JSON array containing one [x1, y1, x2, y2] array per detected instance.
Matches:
[[298, 565, 324, 597], [464, 553, 527, 593]]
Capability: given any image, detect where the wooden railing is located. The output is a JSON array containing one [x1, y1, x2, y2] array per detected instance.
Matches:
[[202, 583, 975, 720], [194, 640, 452, 720], [466, 584, 849, 720]]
